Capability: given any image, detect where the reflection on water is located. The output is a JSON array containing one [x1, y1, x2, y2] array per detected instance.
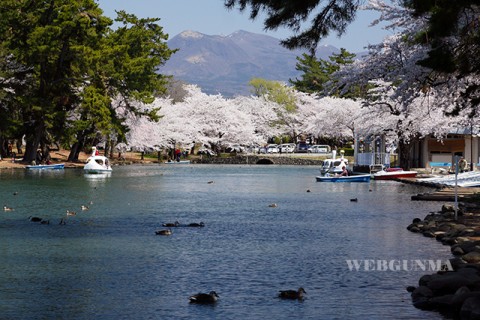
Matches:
[[0, 165, 448, 319], [83, 172, 112, 188]]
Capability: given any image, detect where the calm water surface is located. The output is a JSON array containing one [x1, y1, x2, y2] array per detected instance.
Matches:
[[0, 165, 451, 319]]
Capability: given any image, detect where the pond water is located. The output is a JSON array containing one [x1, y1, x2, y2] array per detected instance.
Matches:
[[0, 165, 451, 319]]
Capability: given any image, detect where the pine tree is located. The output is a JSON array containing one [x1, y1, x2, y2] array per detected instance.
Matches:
[[0, 1, 175, 163], [225, 0, 361, 52], [290, 48, 357, 96]]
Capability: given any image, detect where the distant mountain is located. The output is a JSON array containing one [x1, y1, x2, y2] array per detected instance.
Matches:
[[160, 30, 339, 97]]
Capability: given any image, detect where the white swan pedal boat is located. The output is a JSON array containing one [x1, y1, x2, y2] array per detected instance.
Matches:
[[83, 147, 112, 174]]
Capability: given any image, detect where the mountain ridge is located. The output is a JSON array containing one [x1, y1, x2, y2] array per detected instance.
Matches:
[[160, 30, 340, 96]]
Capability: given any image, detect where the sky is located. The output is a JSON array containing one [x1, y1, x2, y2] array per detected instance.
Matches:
[[96, 0, 393, 52]]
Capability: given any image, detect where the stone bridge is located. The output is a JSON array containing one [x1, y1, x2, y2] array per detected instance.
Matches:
[[192, 155, 324, 166]]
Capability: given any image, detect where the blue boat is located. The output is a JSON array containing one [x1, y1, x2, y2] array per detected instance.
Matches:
[[316, 174, 371, 182], [26, 163, 65, 170]]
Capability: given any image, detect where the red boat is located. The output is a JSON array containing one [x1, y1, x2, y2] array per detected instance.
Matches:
[[372, 168, 417, 180]]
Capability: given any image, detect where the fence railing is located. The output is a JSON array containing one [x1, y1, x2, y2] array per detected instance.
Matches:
[[356, 152, 391, 167]]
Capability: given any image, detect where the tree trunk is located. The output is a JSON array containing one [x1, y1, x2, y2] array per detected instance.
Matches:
[[104, 139, 110, 157], [68, 129, 91, 162], [68, 141, 84, 162], [109, 140, 115, 158], [398, 140, 412, 170], [23, 136, 40, 164], [40, 141, 50, 164], [105, 138, 115, 158], [15, 139, 23, 155], [0, 137, 5, 159], [23, 124, 45, 163]]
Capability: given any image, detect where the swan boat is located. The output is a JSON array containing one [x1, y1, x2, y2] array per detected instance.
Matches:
[[319, 150, 350, 175], [83, 147, 112, 174]]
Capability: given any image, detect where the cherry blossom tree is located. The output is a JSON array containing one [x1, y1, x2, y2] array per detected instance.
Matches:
[[329, 0, 462, 168], [176, 87, 259, 151], [125, 85, 280, 152], [233, 94, 283, 142], [300, 94, 362, 139], [124, 81, 367, 154]]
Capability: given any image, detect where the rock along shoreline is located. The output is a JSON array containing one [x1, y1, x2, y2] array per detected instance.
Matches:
[[406, 203, 480, 319]]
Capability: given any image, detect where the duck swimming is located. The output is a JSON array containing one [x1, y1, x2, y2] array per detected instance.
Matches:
[[162, 221, 180, 227], [189, 291, 219, 304], [278, 287, 306, 300], [155, 229, 172, 236], [66, 210, 76, 216], [187, 222, 205, 227], [3, 205, 14, 211]]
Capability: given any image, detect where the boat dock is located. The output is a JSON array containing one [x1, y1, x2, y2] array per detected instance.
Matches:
[[410, 187, 480, 202], [381, 170, 480, 202], [385, 173, 480, 202]]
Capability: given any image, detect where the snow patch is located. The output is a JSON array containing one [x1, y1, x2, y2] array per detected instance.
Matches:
[[180, 30, 204, 39], [186, 54, 206, 64]]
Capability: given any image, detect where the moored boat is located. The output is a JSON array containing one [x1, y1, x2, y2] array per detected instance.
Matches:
[[417, 171, 480, 187], [84, 147, 112, 174], [316, 174, 371, 182], [319, 150, 350, 175], [164, 160, 190, 164], [25, 163, 65, 170], [372, 168, 417, 180]]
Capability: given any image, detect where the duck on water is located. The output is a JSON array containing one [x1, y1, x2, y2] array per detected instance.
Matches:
[[189, 291, 219, 304], [278, 287, 306, 300], [161, 221, 205, 227]]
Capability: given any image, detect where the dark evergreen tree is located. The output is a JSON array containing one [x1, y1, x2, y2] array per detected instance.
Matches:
[[0, 1, 175, 163], [224, 0, 361, 53], [406, 0, 479, 75], [290, 48, 357, 96]]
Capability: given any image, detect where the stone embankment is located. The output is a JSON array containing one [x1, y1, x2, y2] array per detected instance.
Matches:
[[406, 204, 480, 319], [1, 154, 325, 169], [191, 155, 324, 165]]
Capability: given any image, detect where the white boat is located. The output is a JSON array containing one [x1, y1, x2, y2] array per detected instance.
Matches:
[[372, 168, 418, 180], [417, 171, 480, 187], [320, 150, 349, 175], [165, 160, 191, 164], [83, 147, 112, 174]]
